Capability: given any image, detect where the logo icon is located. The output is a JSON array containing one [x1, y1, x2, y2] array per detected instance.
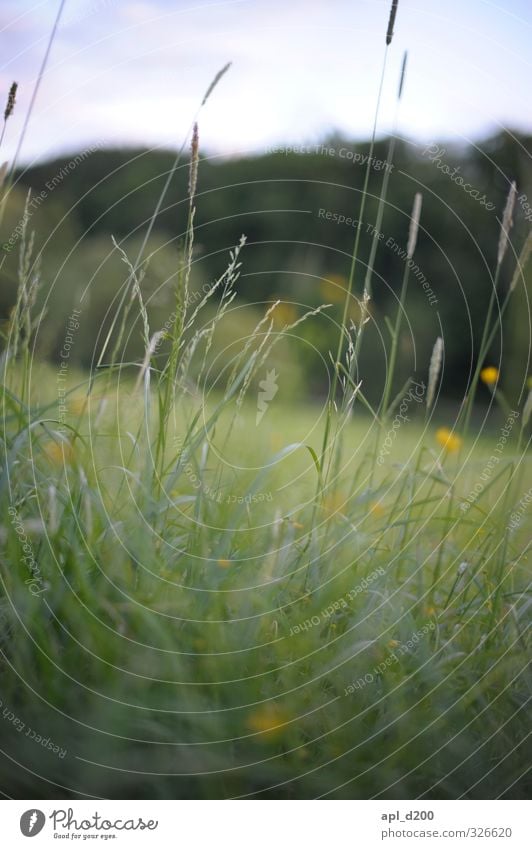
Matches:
[[256, 368, 279, 425], [20, 810, 46, 837]]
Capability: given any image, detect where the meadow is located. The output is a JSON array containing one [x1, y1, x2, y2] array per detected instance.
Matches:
[[0, 0, 531, 801]]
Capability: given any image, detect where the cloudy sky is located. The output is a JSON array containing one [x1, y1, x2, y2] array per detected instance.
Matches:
[[0, 0, 531, 166]]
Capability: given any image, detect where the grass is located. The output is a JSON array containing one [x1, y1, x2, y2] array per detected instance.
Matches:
[[0, 360, 530, 798], [0, 0, 531, 801]]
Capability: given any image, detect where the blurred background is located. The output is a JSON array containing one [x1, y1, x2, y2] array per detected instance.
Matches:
[[1, 0, 531, 410]]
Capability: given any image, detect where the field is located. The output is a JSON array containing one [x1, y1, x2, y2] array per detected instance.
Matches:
[[1, 351, 530, 798], [0, 0, 531, 802]]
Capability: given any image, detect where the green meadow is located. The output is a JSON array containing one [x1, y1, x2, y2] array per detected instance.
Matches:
[[1, 0, 531, 802]]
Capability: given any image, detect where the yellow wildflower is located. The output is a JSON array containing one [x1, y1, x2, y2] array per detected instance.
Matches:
[[370, 501, 384, 517], [270, 432, 284, 452], [322, 491, 345, 517], [246, 704, 289, 737], [388, 639, 400, 649], [217, 559, 231, 568], [436, 427, 462, 454], [320, 273, 348, 304], [480, 366, 499, 386], [69, 396, 88, 416], [272, 302, 297, 327]]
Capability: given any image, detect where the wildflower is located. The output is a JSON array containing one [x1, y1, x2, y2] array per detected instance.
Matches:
[[425, 606, 436, 617], [370, 501, 384, 517], [270, 432, 284, 452], [435, 427, 462, 454], [246, 703, 289, 737], [322, 491, 345, 517], [69, 396, 88, 416], [43, 440, 74, 464], [271, 302, 298, 327], [388, 639, 400, 649], [217, 559, 231, 568], [320, 274, 348, 304], [480, 366, 499, 386]]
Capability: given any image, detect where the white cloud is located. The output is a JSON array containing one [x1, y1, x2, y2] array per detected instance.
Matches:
[[1, 0, 531, 166]]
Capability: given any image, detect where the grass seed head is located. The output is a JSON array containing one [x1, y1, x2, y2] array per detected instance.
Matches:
[[426, 336, 443, 410], [4, 81, 17, 121], [497, 181, 517, 266], [509, 231, 532, 293], [407, 192, 423, 258], [188, 122, 199, 200], [523, 388, 532, 428], [201, 62, 232, 107], [398, 51, 408, 100], [386, 0, 399, 45]]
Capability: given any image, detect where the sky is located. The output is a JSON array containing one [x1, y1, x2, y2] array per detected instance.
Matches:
[[0, 0, 531, 167]]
